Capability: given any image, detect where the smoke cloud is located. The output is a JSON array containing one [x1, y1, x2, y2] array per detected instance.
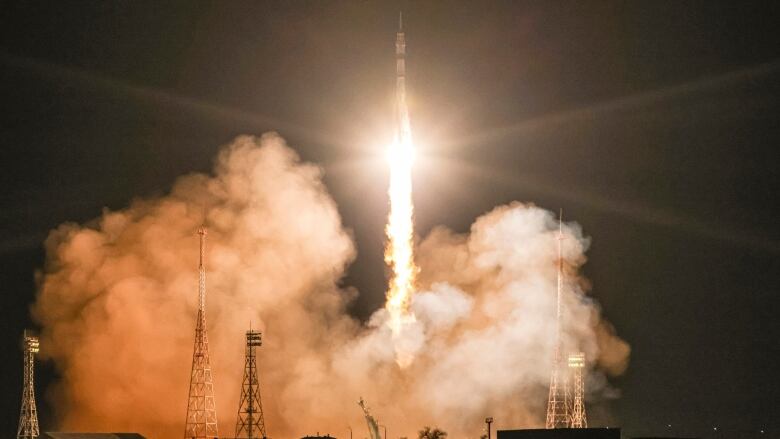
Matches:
[[33, 133, 629, 438]]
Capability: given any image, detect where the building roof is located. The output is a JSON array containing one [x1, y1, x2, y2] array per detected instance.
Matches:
[[497, 429, 621, 439], [44, 433, 146, 439]]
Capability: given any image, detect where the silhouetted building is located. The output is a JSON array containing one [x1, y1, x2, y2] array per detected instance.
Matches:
[[43, 434, 146, 439], [498, 428, 619, 439]]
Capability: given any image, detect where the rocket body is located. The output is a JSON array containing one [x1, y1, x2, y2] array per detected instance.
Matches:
[[395, 18, 411, 143], [396, 26, 405, 80]]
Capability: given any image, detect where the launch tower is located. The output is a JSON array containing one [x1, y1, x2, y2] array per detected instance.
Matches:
[[545, 213, 570, 428], [235, 328, 267, 439], [184, 227, 219, 439], [17, 330, 40, 439], [358, 398, 382, 439]]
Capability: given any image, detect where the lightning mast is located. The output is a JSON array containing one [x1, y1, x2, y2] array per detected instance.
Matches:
[[184, 226, 219, 439], [568, 352, 588, 428], [17, 330, 40, 439], [545, 211, 570, 428], [235, 328, 267, 439]]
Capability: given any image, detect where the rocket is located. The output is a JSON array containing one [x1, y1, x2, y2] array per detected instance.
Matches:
[[395, 12, 411, 142], [396, 12, 405, 82]]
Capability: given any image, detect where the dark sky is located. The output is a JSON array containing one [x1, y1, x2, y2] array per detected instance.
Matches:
[[1, 1, 779, 438]]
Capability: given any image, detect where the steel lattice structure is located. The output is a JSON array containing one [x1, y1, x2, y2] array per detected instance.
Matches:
[[17, 330, 40, 439], [358, 398, 382, 439], [568, 352, 588, 428], [184, 227, 219, 439], [545, 213, 570, 429], [235, 329, 267, 439]]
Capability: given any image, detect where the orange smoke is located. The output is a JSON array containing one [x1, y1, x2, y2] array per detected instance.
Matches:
[[33, 134, 629, 439]]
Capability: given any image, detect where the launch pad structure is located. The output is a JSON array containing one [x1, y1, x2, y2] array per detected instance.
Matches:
[[358, 398, 382, 439]]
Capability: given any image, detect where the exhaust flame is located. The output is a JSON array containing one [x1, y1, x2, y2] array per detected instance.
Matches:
[[385, 16, 419, 367], [384, 18, 419, 366], [384, 132, 418, 365]]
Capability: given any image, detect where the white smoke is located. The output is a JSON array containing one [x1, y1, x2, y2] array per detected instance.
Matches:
[[33, 133, 629, 438]]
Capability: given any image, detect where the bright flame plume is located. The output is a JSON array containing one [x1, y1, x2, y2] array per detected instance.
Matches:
[[384, 131, 418, 366], [384, 18, 420, 367]]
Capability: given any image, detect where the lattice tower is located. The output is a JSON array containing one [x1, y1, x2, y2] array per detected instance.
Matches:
[[17, 330, 40, 439], [568, 352, 587, 428], [545, 212, 570, 428], [184, 227, 219, 439], [235, 329, 267, 439]]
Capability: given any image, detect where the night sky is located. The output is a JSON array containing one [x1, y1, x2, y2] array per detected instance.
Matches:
[[1, 2, 779, 438]]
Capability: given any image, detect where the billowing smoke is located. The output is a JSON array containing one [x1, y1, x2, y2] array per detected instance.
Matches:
[[33, 133, 629, 438]]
